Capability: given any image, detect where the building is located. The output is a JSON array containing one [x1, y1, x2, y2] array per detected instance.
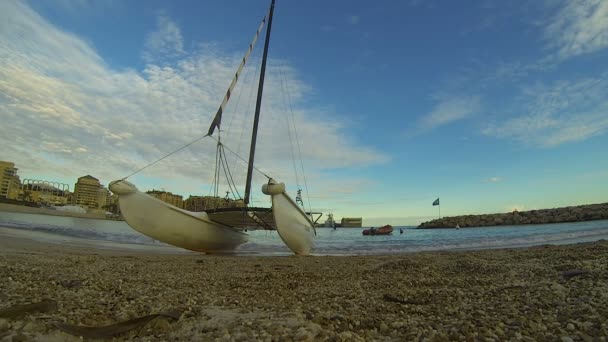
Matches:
[[98, 187, 111, 210], [184, 195, 244, 212], [105, 192, 120, 215], [341, 217, 363, 228], [73, 175, 103, 209], [146, 190, 184, 208], [20, 179, 69, 205], [0, 161, 21, 200]]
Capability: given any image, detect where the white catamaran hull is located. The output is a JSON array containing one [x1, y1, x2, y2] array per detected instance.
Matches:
[[109, 180, 248, 252], [263, 180, 315, 255]]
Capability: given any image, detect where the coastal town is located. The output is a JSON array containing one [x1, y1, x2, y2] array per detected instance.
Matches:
[[0, 160, 246, 219], [1, 160, 365, 226]]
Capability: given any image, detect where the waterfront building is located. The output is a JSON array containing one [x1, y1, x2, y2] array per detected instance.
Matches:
[[20, 179, 69, 205], [146, 190, 184, 209], [98, 187, 111, 210], [73, 175, 103, 209], [184, 195, 244, 212], [0, 161, 21, 200]]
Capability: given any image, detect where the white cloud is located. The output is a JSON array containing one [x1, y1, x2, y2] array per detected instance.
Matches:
[[414, 96, 480, 134], [483, 74, 608, 147], [142, 13, 185, 64], [545, 0, 608, 60], [485, 177, 503, 183], [0, 0, 388, 199]]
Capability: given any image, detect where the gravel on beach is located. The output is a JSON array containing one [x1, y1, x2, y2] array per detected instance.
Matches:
[[1, 235, 607, 341]]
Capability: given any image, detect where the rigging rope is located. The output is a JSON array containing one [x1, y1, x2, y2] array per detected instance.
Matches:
[[219, 143, 242, 200], [208, 135, 272, 180], [278, 64, 313, 216], [278, 65, 301, 190], [120, 134, 211, 181]]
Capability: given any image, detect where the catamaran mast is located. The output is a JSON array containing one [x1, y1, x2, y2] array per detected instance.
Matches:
[[244, 0, 275, 205]]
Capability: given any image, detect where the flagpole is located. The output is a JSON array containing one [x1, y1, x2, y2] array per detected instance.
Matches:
[[439, 203, 441, 219]]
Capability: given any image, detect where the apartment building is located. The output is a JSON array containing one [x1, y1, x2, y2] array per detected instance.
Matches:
[[0, 161, 21, 200], [146, 190, 184, 208], [73, 175, 103, 209]]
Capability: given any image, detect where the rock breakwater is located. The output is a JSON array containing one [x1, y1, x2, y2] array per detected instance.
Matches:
[[418, 203, 608, 228]]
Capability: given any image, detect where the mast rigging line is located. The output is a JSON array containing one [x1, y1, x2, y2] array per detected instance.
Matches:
[[120, 132, 271, 183], [120, 135, 210, 181], [122, 5, 272, 183], [208, 135, 271, 180], [278, 64, 312, 216]]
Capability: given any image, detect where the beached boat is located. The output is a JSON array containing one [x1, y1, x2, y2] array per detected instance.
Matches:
[[362, 225, 393, 236], [109, 0, 316, 255]]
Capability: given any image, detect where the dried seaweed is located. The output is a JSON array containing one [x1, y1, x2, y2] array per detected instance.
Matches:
[[561, 269, 590, 279], [0, 299, 57, 318], [55, 309, 182, 339]]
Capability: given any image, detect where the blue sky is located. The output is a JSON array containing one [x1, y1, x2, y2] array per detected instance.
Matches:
[[1, 0, 607, 226]]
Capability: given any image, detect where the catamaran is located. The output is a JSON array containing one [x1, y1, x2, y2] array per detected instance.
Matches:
[[109, 0, 316, 255]]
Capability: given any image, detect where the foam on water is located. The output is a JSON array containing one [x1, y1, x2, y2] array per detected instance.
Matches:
[[1, 211, 607, 255]]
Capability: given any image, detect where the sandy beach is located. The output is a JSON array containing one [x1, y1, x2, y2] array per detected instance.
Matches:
[[1, 234, 607, 341]]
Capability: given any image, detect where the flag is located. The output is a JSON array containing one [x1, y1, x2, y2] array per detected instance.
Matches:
[[432, 198, 440, 206]]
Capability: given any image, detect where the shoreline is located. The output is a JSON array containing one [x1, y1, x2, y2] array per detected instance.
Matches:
[[0, 203, 109, 220], [1, 235, 607, 340]]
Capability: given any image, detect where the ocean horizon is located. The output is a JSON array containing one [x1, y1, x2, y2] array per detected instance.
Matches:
[[1, 211, 607, 256]]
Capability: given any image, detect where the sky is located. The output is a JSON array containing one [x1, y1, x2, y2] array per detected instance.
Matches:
[[1, 0, 607, 226]]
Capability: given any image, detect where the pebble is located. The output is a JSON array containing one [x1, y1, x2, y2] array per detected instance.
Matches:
[[0, 319, 9, 332]]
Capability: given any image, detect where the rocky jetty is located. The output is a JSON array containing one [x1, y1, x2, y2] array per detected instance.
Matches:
[[418, 203, 608, 229]]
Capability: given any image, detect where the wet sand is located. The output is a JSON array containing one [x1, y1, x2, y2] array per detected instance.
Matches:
[[0, 234, 607, 341]]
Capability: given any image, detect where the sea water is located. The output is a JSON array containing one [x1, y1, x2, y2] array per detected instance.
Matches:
[[1, 211, 607, 256]]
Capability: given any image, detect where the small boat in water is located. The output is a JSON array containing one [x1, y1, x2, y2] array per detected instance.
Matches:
[[362, 224, 393, 236]]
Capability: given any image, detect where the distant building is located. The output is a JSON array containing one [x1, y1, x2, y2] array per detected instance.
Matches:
[[98, 187, 111, 210], [106, 192, 120, 215], [20, 179, 69, 205], [184, 195, 216, 212], [73, 175, 102, 209], [0, 161, 21, 200], [184, 195, 244, 212], [146, 190, 184, 208], [341, 217, 363, 228]]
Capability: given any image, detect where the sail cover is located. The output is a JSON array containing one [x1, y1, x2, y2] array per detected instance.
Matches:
[[207, 10, 270, 136]]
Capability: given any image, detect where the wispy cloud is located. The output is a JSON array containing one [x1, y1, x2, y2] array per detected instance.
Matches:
[[544, 0, 608, 61], [483, 73, 608, 147], [142, 13, 185, 64], [410, 95, 480, 135], [50, 0, 123, 14], [485, 177, 503, 183], [0, 1, 388, 198], [347, 14, 360, 25]]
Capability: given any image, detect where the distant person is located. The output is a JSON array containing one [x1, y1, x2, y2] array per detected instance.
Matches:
[[399, 228, 403, 234]]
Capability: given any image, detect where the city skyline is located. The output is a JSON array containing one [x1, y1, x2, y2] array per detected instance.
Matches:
[[1, 1, 607, 225]]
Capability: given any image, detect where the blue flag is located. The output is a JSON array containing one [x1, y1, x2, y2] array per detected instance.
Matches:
[[432, 198, 440, 206]]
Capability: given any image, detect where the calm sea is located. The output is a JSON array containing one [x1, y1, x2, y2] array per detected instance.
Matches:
[[1, 211, 607, 256]]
